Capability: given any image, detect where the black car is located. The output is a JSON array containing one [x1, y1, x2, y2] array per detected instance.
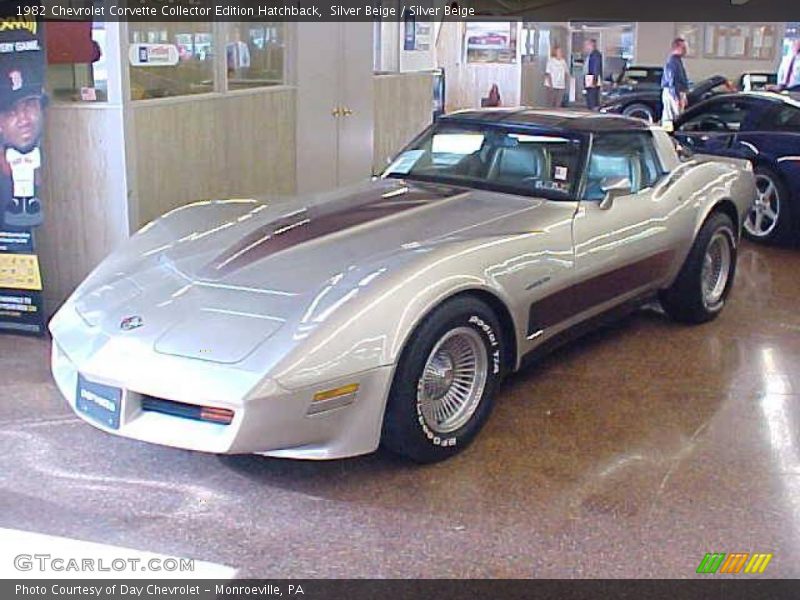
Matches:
[[600, 75, 730, 123], [738, 72, 778, 92], [673, 92, 800, 244], [605, 65, 664, 95]]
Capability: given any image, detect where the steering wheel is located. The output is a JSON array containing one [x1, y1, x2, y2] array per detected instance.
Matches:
[[699, 116, 731, 132]]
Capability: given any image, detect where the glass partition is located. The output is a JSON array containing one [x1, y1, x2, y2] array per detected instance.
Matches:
[[128, 22, 215, 99], [225, 22, 285, 90]]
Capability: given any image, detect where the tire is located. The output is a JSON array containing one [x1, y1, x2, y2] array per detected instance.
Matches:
[[660, 212, 737, 324], [622, 103, 655, 123], [743, 166, 794, 245], [381, 296, 504, 463]]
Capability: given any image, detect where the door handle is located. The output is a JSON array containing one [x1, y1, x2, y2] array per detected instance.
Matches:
[[331, 107, 342, 117], [342, 107, 353, 116]]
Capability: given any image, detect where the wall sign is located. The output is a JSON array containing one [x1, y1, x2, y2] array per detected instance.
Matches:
[[0, 15, 45, 335], [128, 43, 180, 67]]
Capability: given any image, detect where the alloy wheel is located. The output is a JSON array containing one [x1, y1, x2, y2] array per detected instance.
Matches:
[[745, 174, 781, 238], [701, 230, 733, 308], [417, 327, 488, 434]]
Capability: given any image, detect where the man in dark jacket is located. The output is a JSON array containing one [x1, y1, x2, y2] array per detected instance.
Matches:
[[661, 37, 690, 131], [583, 39, 603, 111]]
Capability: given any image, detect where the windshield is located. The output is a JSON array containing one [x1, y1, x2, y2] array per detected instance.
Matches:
[[384, 124, 583, 200], [620, 68, 662, 85]]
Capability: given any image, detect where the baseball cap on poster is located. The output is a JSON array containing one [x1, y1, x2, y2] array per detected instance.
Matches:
[[0, 50, 44, 112]]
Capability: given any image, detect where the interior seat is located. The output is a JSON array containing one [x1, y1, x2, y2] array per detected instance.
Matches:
[[487, 145, 547, 187]]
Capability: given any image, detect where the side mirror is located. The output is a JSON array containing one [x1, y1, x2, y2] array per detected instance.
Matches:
[[599, 176, 632, 209], [673, 139, 695, 160]]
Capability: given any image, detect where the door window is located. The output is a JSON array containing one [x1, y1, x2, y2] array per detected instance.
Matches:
[[765, 105, 800, 133], [678, 100, 753, 133], [583, 133, 663, 201]]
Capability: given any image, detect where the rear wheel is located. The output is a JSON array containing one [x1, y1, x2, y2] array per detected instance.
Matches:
[[381, 296, 504, 463], [622, 103, 655, 123], [660, 212, 737, 324], [743, 167, 794, 244]]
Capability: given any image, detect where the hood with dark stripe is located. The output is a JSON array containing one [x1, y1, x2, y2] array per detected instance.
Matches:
[[68, 178, 545, 364], [200, 180, 467, 279]]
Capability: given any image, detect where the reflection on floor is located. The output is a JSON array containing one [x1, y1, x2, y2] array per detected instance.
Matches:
[[0, 241, 798, 578]]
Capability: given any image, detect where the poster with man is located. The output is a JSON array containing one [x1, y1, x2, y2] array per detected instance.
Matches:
[[0, 15, 45, 335]]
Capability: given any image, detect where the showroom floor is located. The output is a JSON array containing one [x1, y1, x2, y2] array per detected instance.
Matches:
[[1, 240, 798, 578]]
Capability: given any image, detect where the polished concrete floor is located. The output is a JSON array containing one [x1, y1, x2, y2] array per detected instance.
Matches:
[[1, 240, 799, 578]]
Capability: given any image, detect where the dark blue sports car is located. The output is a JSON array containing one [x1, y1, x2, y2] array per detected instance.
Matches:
[[674, 92, 800, 244]]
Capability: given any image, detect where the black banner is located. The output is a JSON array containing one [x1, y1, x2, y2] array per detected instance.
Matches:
[[0, 9, 45, 336], [3, 579, 800, 600], [0, 0, 798, 22]]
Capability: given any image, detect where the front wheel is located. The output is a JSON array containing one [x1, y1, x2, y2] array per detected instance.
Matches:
[[381, 296, 504, 463], [743, 167, 793, 244], [660, 212, 737, 324], [622, 103, 655, 123]]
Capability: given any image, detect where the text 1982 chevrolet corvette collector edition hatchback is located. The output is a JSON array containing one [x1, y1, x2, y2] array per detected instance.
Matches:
[[50, 110, 756, 463]]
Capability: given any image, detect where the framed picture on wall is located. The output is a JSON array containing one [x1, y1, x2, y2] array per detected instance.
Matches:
[[465, 22, 517, 64], [675, 23, 701, 58], [750, 24, 777, 60], [704, 24, 747, 59], [702, 23, 776, 60]]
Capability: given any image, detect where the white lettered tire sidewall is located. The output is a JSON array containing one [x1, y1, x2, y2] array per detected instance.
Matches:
[[381, 296, 504, 463]]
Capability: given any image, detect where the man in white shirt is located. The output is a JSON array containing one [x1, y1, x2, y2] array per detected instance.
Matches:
[[544, 47, 569, 108], [777, 38, 800, 91]]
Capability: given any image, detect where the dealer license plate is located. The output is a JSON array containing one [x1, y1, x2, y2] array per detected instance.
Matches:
[[76, 375, 122, 430]]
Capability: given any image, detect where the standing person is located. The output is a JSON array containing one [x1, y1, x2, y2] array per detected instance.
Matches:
[[544, 46, 569, 108], [660, 38, 690, 132], [777, 38, 800, 91], [583, 39, 603, 111]]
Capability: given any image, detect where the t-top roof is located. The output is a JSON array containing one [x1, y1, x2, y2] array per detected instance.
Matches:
[[439, 108, 653, 133]]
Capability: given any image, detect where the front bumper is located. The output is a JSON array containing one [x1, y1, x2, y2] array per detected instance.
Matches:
[[52, 341, 393, 460]]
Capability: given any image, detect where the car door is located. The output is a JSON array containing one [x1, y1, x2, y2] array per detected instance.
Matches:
[[568, 132, 678, 322], [733, 100, 800, 162], [674, 97, 761, 157]]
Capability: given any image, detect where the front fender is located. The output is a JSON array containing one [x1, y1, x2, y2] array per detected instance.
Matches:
[[268, 238, 526, 391]]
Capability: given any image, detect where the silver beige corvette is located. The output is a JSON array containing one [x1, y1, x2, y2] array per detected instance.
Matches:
[[50, 110, 756, 463]]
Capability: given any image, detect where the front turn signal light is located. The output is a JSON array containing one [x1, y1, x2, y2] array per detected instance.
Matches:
[[313, 383, 360, 402]]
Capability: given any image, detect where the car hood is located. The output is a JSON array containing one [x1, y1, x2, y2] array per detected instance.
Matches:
[[687, 75, 728, 100], [61, 178, 545, 365]]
